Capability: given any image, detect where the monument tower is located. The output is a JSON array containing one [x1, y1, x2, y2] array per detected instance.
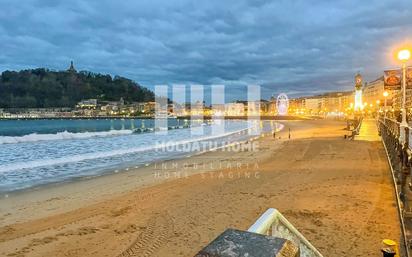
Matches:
[[67, 61, 76, 73], [354, 73, 363, 112]]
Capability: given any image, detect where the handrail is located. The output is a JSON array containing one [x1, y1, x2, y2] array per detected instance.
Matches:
[[248, 208, 324, 257], [353, 117, 363, 135], [378, 118, 411, 256], [381, 135, 410, 257]]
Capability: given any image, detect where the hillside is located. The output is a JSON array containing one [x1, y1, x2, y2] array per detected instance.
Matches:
[[0, 66, 154, 108]]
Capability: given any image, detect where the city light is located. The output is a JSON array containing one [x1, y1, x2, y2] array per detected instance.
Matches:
[[383, 91, 389, 97], [398, 49, 411, 61]]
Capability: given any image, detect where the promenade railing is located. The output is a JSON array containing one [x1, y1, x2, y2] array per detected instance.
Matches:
[[248, 208, 324, 257], [378, 117, 411, 257]]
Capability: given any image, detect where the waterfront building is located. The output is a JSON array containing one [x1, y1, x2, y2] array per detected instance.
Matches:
[[391, 86, 412, 111], [269, 96, 278, 115], [76, 99, 98, 109], [129, 101, 156, 115], [304, 97, 324, 114], [211, 104, 225, 116], [225, 103, 245, 116], [259, 100, 270, 115], [287, 97, 307, 115], [362, 76, 394, 110], [323, 91, 353, 112], [171, 102, 187, 116], [290, 91, 353, 115]]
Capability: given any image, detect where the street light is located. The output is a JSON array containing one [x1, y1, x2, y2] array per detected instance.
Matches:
[[398, 48, 410, 144], [376, 100, 380, 113], [398, 49, 411, 61], [383, 91, 389, 119]]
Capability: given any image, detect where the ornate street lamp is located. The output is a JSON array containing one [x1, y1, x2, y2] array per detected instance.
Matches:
[[398, 49, 411, 144], [383, 91, 389, 119]]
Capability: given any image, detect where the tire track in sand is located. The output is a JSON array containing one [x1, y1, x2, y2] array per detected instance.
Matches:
[[117, 212, 174, 257]]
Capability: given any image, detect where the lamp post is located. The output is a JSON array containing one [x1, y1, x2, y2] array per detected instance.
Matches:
[[383, 91, 389, 119], [376, 100, 380, 116], [398, 49, 411, 144]]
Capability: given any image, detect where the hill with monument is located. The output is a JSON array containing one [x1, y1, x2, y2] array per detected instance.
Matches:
[[0, 62, 154, 108]]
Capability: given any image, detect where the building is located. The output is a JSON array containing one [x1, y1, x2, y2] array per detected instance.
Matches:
[[291, 91, 353, 115], [361, 76, 396, 111], [190, 101, 205, 116], [392, 87, 412, 111], [211, 104, 225, 116], [304, 97, 324, 114], [0, 108, 73, 118], [130, 101, 157, 114], [288, 98, 305, 112], [225, 103, 245, 116], [323, 91, 354, 112], [259, 100, 271, 115], [76, 99, 98, 109], [362, 76, 394, 109]]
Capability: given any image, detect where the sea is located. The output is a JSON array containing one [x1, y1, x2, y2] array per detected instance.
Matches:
[[0, 119, 282, 193]]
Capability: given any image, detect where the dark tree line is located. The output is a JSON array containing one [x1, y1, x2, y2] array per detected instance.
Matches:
[[0, 68, 155, 108]]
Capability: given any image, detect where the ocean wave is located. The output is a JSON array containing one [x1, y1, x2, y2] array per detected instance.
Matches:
[[0, 130, 134, 144], [0, 127, 251, 173]]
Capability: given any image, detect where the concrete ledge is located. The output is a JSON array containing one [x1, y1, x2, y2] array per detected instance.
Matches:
[[194, 228, 299, 257]]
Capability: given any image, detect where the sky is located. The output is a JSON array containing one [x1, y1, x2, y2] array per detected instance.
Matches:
[[1, 0, 412, 101]]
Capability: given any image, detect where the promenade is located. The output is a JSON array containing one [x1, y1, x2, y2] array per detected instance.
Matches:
[[0, 120, 400, 257], [356, 119, 381, 141]]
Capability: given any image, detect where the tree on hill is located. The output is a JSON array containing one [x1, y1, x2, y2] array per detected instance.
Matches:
[[0, 67, 155, 108]]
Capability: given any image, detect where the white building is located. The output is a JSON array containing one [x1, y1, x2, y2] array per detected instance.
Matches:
[[225, 103, 245, 116]]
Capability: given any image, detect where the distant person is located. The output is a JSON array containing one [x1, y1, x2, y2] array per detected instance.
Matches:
[[288, 128, 291, 139], [273, 130, 276, 139]]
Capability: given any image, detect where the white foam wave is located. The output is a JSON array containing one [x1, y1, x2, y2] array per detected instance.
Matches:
[[276, 123, 285, 132], [0, 130, 134, 144], [0, 127, 250, 173]]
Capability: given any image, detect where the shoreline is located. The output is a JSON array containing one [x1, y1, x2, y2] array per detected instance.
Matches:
[[0, 122, 287, 226], [0, 119, 401, 257], [0, 122, 271, 195], [0, 135, 264, 196], [0, 115, 321, 121]]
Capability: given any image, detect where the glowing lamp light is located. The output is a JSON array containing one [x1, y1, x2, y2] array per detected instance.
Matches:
[[398, 49, 411, 61], [383, 91, 389, 97]]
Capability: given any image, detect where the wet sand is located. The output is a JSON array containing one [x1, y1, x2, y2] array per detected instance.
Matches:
[[0, 120, 400, 257]]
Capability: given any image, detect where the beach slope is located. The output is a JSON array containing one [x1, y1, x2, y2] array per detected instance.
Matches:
[[0, 120, 400, 257]]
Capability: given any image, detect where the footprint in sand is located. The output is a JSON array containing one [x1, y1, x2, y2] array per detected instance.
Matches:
[[114, 224, 139, 235]]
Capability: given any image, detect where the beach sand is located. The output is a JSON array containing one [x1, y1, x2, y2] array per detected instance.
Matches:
[[0, 120, 400, 257]]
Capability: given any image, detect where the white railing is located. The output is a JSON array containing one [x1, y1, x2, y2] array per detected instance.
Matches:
[[248, 208, 324, 257]]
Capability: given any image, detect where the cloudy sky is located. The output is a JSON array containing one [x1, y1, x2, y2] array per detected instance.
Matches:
[[1, 0, 411, 101]]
